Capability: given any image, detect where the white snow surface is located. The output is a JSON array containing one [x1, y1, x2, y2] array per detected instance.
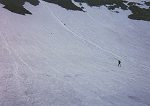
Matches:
[[0, 1, 150, 106]]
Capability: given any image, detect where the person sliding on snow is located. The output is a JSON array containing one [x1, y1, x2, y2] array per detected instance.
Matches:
[[118, 60, 121, 67]]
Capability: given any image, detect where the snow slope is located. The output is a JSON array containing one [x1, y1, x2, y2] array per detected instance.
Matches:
[[0, 1, 150, 106]]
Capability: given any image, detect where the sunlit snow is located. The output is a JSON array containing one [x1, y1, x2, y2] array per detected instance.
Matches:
[[0, 1, 150, 106]]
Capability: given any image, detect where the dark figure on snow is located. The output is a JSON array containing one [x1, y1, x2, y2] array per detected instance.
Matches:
[[118, 60, 121, 67]]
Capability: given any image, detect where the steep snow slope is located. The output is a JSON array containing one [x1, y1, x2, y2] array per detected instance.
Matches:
[[0, 1, 150, 106]]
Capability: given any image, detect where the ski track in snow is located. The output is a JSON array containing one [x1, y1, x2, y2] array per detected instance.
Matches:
[[1, 32, 36, 77], [39, 6, 150, 70], [50, 10, 122, 60], [48, 9, 147, 82], [0, 32, 37, 105]]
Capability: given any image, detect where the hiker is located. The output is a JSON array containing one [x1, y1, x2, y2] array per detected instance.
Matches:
[[118, 60, 121, 67]]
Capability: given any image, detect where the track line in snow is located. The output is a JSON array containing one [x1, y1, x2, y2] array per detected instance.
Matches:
[[0, 32, 36, 80], [0, 32, 41, 104], [49, 10, 122, 60], [0, 32, 33, 103], [0, 32, 35, 75], [0, 32, 39, 83]]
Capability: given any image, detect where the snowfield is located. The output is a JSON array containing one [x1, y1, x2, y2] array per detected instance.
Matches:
[[0, 1, 150, 106]]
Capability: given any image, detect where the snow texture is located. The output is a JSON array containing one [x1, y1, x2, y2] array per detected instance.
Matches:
[[0, 1, 150, 106]]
